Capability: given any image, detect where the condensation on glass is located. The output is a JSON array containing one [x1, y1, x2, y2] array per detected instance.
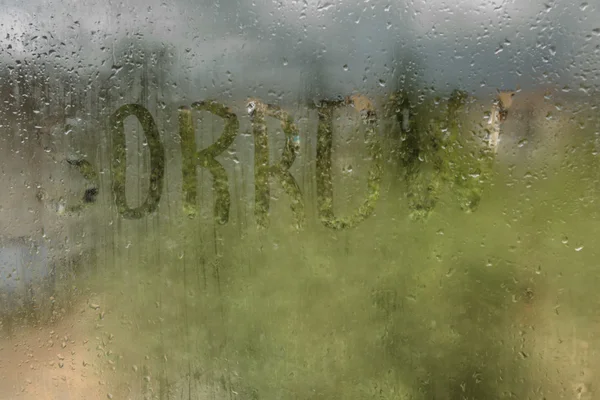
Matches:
[[0, 0, 598, 399]]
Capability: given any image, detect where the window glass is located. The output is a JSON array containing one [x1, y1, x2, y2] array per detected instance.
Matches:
[[0, 1, 598, 399]]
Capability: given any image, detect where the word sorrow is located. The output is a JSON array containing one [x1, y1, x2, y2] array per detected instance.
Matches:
[[75, 95, 383, 230]]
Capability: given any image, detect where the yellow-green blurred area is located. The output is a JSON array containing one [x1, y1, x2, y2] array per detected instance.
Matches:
[[1, 90, 597, 399]]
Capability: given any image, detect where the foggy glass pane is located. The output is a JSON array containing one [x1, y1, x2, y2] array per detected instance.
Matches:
[[0, 0, 598, 399]]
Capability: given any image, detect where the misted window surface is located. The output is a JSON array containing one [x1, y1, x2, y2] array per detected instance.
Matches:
[[0, 0, 598, 399]]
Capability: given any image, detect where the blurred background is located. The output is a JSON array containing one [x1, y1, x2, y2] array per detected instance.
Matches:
[[0, 0, 599, 399]]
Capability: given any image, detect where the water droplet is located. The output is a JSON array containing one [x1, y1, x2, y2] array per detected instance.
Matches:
[[575, 246, 584, 252], [317, 2, 333, 11], [343, 64, 348, 71], [247, 101, 256, 115], [593, 28, 600, 37], [580, 2, 589, 11], [283, 58, 288, 66], [378, 79, 386, 87]]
